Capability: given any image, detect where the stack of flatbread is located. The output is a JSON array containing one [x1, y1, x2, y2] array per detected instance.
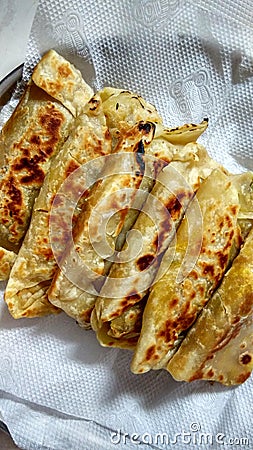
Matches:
[[1, 50, 252, 386]]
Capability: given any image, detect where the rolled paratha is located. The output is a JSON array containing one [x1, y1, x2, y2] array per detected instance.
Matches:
[[90, 294, 148, 350], [0, 83, 72, 253], [131, 168, 241, 373], [32, 49, 93, 117], [4, 94, 111, 318], [48, 121, 209, 328], [92, 141, 221, 338], [0, 50, 93, 278], [101, 171, 253, 351], [168, 226, 253, 385], [5, 85, 166, 318], [48, 121, 157, 326]]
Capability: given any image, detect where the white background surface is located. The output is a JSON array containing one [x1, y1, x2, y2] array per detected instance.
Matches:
[[0, 0, 38, 80]]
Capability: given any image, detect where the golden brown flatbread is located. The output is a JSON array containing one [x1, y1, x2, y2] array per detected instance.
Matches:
[[5, 86, 163, 319], [99, 87, 162, 148], [0, 83, 72, 253], [168, 226, 253, 385], [4, 94, 111, 318], [92, 296, 148, 350], [48, 120, 158, 326], [94, 172, 253, 357], [92, 142, 221, 335], [0, 50, 93, 279], [49, 121, 209, 329], [49, 120, 210, 330], [32, 49, 93, 116], [131, 169, 241, 373]]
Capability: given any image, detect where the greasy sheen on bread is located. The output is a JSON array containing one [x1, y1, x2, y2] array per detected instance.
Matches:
[[5, 87, 164, 319], [131, 169, 241, 373], [2, 50, 253, 386], [4, 94, 111, 318], [49, 121, 209, 329], [167, 226, 253, 385], [92, 140, 221, 347], [0, 50, 93, 279], [32, 49, 93, 117]]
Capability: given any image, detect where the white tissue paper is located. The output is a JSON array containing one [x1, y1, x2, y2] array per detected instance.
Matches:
[[0, 0, 253, 449]]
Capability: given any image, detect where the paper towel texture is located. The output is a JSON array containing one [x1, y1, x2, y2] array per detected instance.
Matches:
[[0, 0, 253, 449]]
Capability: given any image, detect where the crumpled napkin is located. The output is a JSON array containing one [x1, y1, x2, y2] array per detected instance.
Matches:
[[0, 0, 253, 449]]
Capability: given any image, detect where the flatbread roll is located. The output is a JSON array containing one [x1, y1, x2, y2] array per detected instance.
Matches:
[[131, 169, 241, 373], [108, 298, 146, 340], [49, 121, 209, 329], [96, 172, 253, 350], [0, 83, 72, 253], [168, 226, 253, 385], [91, 295, 148, 350], [32, 49, 94, 117], [92, 142, 221, 335], [0, 50, 93, 278], [48, 121, 157, 326], [4, 95, 111, 318], [5, 85, 166, 318]]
